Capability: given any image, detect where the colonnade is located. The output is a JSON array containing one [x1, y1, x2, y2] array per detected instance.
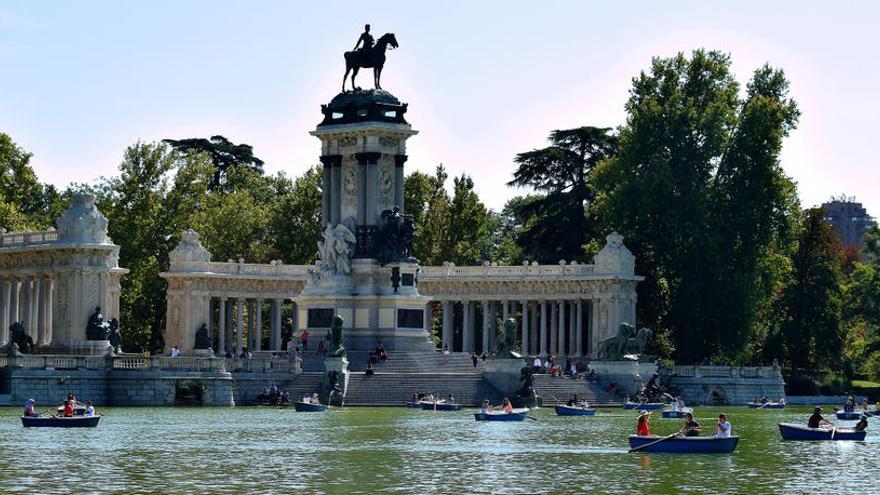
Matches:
[[206, 297, 295, 356], [436, 298, 596, 357], [0, 275, 54, 347]]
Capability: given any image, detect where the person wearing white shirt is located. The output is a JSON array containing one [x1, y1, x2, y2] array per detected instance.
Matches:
[[532, 357, 542, 373], [170, 346, 180, 358], [84, 401, 96, 417], [712, 413, 732, 438]]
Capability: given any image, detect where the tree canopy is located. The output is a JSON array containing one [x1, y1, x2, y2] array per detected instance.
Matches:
[[163, 135, 265, 190]]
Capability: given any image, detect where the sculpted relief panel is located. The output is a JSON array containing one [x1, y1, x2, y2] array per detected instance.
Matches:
[[341, 164, 358, 219]]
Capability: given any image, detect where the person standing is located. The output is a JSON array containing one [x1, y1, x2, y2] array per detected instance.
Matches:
[[442, 344, 450, 363], [471, 353, 479, 371], [301, 329, 309, 351]]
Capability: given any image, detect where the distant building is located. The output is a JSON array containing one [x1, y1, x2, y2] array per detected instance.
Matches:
[[821, 198, 875, 251]]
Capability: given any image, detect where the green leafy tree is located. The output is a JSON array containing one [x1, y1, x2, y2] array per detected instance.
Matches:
[[163, 135, 264, 190], [407, 166, 450, 265], [268, 166, 323, 264], [509, 127, 617, 263], [593, 50, 801, 362], [782, 208, 845, 370], [444, 174, 492, 265], [0, 133, 62, 230]]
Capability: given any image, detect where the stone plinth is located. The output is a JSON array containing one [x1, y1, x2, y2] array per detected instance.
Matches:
[[482, 358, 527, 397], [589, 360, 658, 396], [323, 356, 349, 405], [66, 340, 113, 356]]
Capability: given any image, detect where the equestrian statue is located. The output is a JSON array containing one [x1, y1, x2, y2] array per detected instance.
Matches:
[[342, 24, 399, 92]]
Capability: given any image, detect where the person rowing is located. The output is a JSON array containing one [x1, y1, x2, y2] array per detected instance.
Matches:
[[23, 399, 38, 417], [500, 398, 514, 414], [853, 415, 869, 432], [808, 406, 833, 428], [712, 413, 732, 438], [678, 412, 702, 437], [480, 399, 493, 414]]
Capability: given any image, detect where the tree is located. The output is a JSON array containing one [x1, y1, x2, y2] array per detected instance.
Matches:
[[509, 127, 617, 263], [782, 208, 845, 370], [592, 50, 801, 362], [268, 166, 323, 264], [444, 174, 492, 265], [163, 135, 264, 189], [0, 133, 62, 230]]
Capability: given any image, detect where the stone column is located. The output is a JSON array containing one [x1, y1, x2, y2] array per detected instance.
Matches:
[[45, 278, 54, 344], [9, 278, 20, 326], [206, 296, 213, 348], [481, 300, 490, 354], [540, 301, 548, 356], [569, 302, 577, 357], [423, 302, 432, 334], [217, 298, 227, 355], [530, 302, 538, 354], [320, 156, 332, 227], [254, 298, 263, 351], [462, 301, 474, 353], [489, 301, 497, 352], [246, 300, 255, 350], [550, 301, 557, 356], [575, 300, 584, 357], [520, 300, 529, 355], [502, 300, 510, 324], [394, 154, 407, 212], [34, 277, 44, 346], [30, 277, 41, 341], [21, 277, 32, 334], [272, 298, 283, 351], [235, 298, 244, 356], [558, 300, 566, 356], [356, 152, 381, 225], [590, 298, 601, 357], [0, 279, 9, 346], [442, 301, 453, 350]]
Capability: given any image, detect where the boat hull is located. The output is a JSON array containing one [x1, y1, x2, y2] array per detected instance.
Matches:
[[778, 423, 866, 441], [405, 402, 422, 409], [421, 402, 462, 411], [555, 405, 596, 416], [22, 415, 100, 428], [623, 402, 664, 410], [836, 411, 863, 420], [747, 402, 785, 409], [628, 435, 739, 453], [293, 402, 326, 412], [474, 409, 529, 422], [661, 410, 690, 418]]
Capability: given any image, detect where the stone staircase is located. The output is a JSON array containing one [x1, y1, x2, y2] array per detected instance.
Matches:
[[346, 351, 477, 373], [532, 375, 621, 406], [234, 372, 325, 405], [344, 373, 503, 406]]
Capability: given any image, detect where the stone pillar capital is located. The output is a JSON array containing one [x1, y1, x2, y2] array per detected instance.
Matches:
[[354, 151, 381, 164], [319, 154, 343, 167]]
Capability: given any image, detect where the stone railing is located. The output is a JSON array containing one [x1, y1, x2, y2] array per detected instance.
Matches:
[[0, 354, 300, 374], [0, 229, 59, 248], [419, 263, 597, 280], [168, 259, 311, 278], [667, 365, 782, 379]]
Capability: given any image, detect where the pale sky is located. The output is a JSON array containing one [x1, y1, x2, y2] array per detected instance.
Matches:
[[1, 1, 877, 217]]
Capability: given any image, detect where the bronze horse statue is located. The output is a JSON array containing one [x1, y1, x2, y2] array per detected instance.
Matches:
[[342, 33, 398, 92]]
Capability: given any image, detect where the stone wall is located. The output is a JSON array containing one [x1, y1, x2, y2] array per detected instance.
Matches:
[[665, 365, 786, 405]]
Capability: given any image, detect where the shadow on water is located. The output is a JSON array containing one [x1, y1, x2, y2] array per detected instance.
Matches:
[[0, 405, 877, 493]]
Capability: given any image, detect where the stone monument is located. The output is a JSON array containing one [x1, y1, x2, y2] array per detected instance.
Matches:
[[298, 38, 431, 352]]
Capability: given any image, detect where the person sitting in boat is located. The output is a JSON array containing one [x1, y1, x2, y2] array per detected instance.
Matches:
[[853, 415, 869, 432], [84, 401, 96, 417], [778, 397, 786, 406], [62, 400, 74, 417], [579, 398, 590, 409], [567, 395, 576, 407], [712, 413, 732, 438], [843, 400, 854, 414], [860, 399, 869, 413], [636, 411, 652, 436], [447, 393, 455, 404], [676, 397, 686, 410], [500, 398, 514, 414], [311, 393, 320, 405], [67, 392, 78, 408], [480, 400, 493, 414], [679, 412, 702, 437], [760, 396, 769, 404], [23, 399, 38, 417], [808, 406, 832, 428]]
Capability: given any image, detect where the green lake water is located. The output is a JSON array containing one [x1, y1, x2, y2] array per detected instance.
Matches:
[[0, 405, 877, 494]]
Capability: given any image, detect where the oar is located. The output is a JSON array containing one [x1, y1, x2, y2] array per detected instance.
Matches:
[[629, 433, 678, 453], [512, 411, 539, 422], [830, 425, 836, 440]]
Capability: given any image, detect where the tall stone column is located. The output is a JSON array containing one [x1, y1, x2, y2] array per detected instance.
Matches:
[[21, 277, 32, 334], [442, 301, 453, 350], [520, 300, 529, 355], [569, 302, 577, 357], [423, 302, 432, 334], [489, 301, 497, 352], [481, 300, 490, 354], [206, 296, 213, 348], [254, 298, 263, 351], [394, 155, 407, 211], [590, 299, 600, 357], [246, 300, 255, 350], [502, 300, 510, 324], [529, 302, 538, 353], [30, 277, 41, 342], [462, 301, 474, 353], [235, 298, 244, 356], [45, 278, 54, 344], [33, 277, 44, 346], [0, 279, 9, 345], [9, 278, 20, 326], [575, 300, 584, 357], [356, 152, 382, 225], [558, 300, 567, 356], [540, 301, 548, 356], [320, 156, 332, 227], [217, 297, 227, 355], [550, 301, 557, 356], [272, 298, 283, 351]]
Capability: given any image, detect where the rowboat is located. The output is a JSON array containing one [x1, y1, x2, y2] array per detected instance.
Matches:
[[474, 408, 529, 421], [22, 415, 100, 428], [555, 404, 596, 416], [747, 402, 785, 409], [628, 435, 739, 453], [623, 402, 664, 410], [836, 410, 877, 420], [293, 401, 326, 412], [421, 401, 462, 411], [661, 407, 693, 419], [778, 423, 866, 441], [404, 402, 422, 409]]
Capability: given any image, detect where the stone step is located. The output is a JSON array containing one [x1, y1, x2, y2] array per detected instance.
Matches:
[[344, 373, 503, 406], [234, 373, 325, 405], [532, 375, 619, 405]]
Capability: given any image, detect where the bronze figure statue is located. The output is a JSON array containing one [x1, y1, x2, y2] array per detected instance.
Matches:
[[343, 26, 399, 92], [327, 315, 346, 357], [86, 306, 110, 340], [9, 322, 33, 354], [108, 318, 123, 353], [194, 322, 211, 350]]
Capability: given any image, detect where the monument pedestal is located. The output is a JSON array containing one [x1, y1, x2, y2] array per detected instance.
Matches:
[[589, 360, 658, 396], [323, 356, 349, 406], [483, 358, 527, 397]]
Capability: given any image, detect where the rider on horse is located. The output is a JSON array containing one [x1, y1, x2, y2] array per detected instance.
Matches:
[[353, 24, 374, 65]]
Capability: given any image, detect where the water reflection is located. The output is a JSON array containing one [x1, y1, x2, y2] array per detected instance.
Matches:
[[0, 405, 877, 493]]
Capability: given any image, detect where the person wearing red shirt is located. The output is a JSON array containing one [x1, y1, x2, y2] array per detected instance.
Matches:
[[636, 411, 652, 436], [62, 400, 74, 417]]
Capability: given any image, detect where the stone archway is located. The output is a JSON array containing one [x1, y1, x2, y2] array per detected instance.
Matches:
[[708, 385, 729, 405]]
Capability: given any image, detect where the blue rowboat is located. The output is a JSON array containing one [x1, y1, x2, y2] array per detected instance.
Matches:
[[474, 408, 529, 422], [405, 402, 422, 409], [778, 423, 866, 441], [747, 402, 785, 409], [421, 402, 462, 411], [628, 435, 739, 453], [835, 411, 864, 420], [22, 415, 100, 428], [293, 401, 326, 412], [555, 405, 596, 416], [623, 402, 664, 410], [661, 408, 693, 419]]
